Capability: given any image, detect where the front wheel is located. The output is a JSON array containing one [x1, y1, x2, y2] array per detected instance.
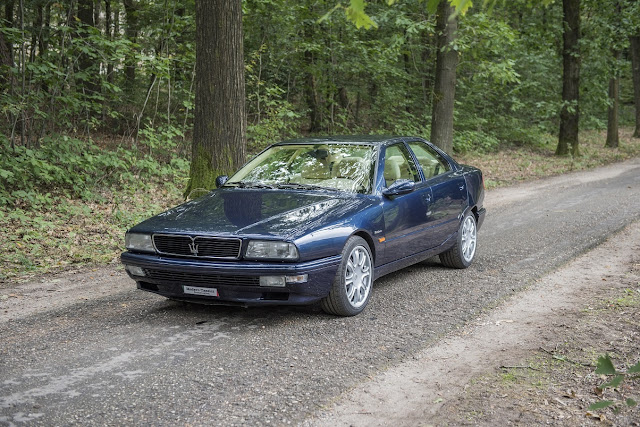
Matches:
[[440, 211, 477, 269], [321, 236, 373, 316]]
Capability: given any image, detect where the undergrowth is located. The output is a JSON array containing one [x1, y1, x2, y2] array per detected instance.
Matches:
[[0, 135, 188, 281]]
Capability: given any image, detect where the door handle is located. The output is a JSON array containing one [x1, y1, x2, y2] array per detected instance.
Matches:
[[459, 185, 465, 191], [423, 194, 432, 202]]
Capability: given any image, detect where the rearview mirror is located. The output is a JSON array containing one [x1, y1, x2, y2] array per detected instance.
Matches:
[[382, 179, 415, 197], [215, 175, 229, 188]]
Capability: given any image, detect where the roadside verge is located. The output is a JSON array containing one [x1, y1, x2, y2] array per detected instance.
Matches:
[[304, 220, 640, 426]]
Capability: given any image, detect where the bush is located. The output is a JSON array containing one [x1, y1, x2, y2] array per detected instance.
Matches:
[[0, 135, 188, 208]]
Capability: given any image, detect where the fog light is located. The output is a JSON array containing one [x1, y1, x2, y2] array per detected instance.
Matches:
[[285, 274, 308, 284], [259, 276, 286, 287], [125, 265, 146, 277]]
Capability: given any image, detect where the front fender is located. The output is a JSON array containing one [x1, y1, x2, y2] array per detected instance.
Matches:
[[294, 203, 384, 263]]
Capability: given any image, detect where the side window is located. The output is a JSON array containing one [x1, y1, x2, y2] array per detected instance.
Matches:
[[383, 144, 420, 187], [408, 142, 451, 180]]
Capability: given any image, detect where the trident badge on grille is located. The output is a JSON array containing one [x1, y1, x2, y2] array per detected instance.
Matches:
[[188, 240, 199, 256]]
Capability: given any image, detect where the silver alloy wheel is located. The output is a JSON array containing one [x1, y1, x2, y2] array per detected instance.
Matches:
[[461, 215, 477, 263], [344, 245, 372, 309]]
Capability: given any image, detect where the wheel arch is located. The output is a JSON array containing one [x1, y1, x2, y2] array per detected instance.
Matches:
[[352, 230, 376, 265]]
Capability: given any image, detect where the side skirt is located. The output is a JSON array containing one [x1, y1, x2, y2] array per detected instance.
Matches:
[[373, 232, 457, 280]]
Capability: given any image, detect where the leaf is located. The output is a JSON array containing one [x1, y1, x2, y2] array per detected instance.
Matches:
[[449, 0, 473, 16], [595, 355, 617, 375], [345, 0, 378, 29], [588, 400, 615, 410], [626, 398, 637, 407], [0, 169, 14, 179], [600, 375, 624, 390], [627, 361, 640, 373], [426, 0, 441, 14]]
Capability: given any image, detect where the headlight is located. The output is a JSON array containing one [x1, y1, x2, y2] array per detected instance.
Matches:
[[125, 233, 155, 253], [245, 240, 299, 260]]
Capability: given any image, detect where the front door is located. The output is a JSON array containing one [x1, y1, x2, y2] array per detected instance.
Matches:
[[379, 143, 433, 265]]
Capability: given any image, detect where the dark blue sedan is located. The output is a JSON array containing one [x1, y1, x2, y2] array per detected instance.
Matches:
[[121, 136, 486, 316]]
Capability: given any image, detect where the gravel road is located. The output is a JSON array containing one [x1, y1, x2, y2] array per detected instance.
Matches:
[[1, 158, 639, 426]]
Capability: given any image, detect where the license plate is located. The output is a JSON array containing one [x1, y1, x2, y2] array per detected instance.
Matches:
[[183, 286, 219, 297]]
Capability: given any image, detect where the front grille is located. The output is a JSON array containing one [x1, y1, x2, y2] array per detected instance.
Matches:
[[144, 269, 260, 287], [153, 234, 241, 259]]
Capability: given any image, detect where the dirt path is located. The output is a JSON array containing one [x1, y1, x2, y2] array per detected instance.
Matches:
[[304, 221, 640, 426]]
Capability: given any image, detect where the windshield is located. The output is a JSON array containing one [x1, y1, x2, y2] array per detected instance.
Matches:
[[226, 144, 376, 194]]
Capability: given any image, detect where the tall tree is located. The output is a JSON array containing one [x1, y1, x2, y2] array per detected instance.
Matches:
[[123, 0, 139, 90], [185, 0, 246, 198], [605, 49, 621, 148], [430, 0, 458, 153], [631, 35, 640, 138], [77, 0, 97, 94], [0, 30, 13, 85], [556, 0, 580, 156], [605, 0, 622, 148]]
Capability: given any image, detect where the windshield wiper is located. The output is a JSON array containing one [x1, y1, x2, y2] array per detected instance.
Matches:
[[225, 181, 276, 189], [274, 182, 339, 192]]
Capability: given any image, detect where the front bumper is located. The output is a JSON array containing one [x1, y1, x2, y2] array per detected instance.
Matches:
[[120, 252, 342, 306]]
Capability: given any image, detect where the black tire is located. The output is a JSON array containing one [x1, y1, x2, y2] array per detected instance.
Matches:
[[321, 236, 373, 316], [440, 211, 477, 269]]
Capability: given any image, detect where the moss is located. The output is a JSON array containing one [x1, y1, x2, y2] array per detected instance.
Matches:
[[183, 145, 227, 199]]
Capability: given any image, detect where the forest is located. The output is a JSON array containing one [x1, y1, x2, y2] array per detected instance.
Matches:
[[1, 0, 640, 277]]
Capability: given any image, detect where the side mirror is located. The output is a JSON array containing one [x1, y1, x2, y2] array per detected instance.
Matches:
[[382, 179, 415, 197], [215, 175, 229, 188]]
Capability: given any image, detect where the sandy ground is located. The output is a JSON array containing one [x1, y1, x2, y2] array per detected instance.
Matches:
[[304, 220, 640, 426], [0, 266, 129, 323]]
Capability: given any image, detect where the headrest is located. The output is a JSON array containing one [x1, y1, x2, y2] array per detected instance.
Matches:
[[333, 157, 366, 179], [301, 161, 331, 179]]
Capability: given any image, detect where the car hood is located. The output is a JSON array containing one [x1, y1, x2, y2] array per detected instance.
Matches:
[[130, 188, 371, 239]]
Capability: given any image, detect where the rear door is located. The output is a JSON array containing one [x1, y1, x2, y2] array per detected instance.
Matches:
[[407, 141, 467, 245]]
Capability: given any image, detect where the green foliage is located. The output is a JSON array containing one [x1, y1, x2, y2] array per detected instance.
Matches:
[[3, 0, 637, 159], [454, 129, 500, 153], [595, 354, 617, 375], [0, 134, 187, 208], [589, 354, 640, 411]]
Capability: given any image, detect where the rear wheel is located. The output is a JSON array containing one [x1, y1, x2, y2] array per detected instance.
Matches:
[[440, 211, 477, 269], [321, 236, 373, 316]]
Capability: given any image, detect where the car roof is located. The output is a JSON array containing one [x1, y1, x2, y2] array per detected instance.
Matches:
[[276, 135, 428, 146]]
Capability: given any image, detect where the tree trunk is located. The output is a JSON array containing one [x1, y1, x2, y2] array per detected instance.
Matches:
[[77, 0, 96, 91], [5, 1, 14, 26], [630, 35, 640, 138], [303, 24, 321, 133], [105, 0, 113, 84], [0, 30, 14, 79], [605, 50, 621, 148], [185, 0, 246, 199], [430, 0, 458, 154], [556, 0, 580, 156], [123, 0, 139, 91], [29, 4, 42, 62]]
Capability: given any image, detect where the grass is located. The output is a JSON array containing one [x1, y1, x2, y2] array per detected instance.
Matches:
[[1, 127, 639, 283]]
